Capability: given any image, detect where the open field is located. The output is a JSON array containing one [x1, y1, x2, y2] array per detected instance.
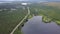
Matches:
[[0, 3, 28, 34]]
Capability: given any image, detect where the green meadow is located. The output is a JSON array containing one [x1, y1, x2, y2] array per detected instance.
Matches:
[[0, 6, 27, 34]]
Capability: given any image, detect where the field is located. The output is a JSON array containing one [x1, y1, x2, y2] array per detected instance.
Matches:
[[0, 3, 28, 34]]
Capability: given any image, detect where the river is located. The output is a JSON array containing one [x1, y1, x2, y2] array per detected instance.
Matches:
[[22, 16, 60, 34]]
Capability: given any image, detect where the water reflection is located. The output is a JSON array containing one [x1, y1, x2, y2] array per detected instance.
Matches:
[[22, 16, 60, 34]]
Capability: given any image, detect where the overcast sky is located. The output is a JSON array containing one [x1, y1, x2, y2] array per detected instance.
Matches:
[[0, 0, 60, 1]]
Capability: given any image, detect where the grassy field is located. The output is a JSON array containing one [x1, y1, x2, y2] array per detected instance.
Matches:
[[0, 6, 28, 34]]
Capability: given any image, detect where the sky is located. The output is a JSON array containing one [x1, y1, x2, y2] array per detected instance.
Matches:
[[0, 0, 60, 1]]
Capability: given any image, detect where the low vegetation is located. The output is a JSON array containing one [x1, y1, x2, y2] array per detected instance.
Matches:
[[29, 3, 60, 25], [0, 7, 27, 34], [1, 2, 60, 34]]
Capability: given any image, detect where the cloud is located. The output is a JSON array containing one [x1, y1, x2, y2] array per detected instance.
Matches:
[[0, 0, 14, 1], [20, 0, 29, 1], [0, 0, 60, 1]]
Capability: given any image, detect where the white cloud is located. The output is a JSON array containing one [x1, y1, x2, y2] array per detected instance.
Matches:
[[20, 0, 28, 1], [0, 0, 14, 1]]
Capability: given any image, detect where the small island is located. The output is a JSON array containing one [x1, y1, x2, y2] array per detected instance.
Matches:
[[42, 16, 52, 23], [55, 20, 60, 25]]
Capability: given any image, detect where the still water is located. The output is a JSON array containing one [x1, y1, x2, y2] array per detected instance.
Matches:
[[22, 16, 60, 34]]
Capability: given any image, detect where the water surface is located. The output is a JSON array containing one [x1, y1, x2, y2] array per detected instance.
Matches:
[[22, 16, 60, 34]]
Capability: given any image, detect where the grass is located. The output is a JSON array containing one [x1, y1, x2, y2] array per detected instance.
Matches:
[[13, 19, 28, 34], [13, 26, 22, 34], [42, 16, 52, 23], [56, 21, 60, 25], [0, 7, 27, 34]]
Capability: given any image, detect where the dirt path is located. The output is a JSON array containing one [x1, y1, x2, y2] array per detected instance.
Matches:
[[10, 7, 30, 34]]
